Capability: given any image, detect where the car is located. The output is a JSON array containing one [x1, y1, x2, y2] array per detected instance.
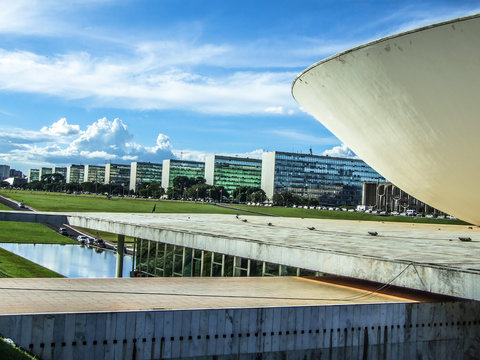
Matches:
[[77, 235, 88, 243], [94, 239, 106, 247], [390, 211, 400, 216], [86, 237, 96, 245], [18, 202, 25, 209], [58, 227, 68, 235]]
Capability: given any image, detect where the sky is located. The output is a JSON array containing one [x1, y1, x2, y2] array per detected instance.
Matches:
[[0, 0, 478, 174]]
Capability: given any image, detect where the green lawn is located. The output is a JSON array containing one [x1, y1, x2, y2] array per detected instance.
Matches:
[[227, 204, 468, 225], [0, 189, 468, 225], [0, 203, 12, 211], [0, 248, 64, 278], [0, 190, 252, 215], [0, 222, 77, 244]]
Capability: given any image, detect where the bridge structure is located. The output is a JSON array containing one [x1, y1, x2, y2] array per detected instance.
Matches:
[[0, 210, 480, 358]]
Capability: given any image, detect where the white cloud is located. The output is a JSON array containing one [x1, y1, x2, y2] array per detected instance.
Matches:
[[322, 143, 357, 158], [40, 117, 81, 136], [0, 49, 298, 115], [0, 117, 174, 168], [264, 106, 295, 115]]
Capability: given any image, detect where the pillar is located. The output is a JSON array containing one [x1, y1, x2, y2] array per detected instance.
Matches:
[[116, 234, 125, 278]]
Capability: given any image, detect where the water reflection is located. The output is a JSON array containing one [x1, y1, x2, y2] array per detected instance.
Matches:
[[0, 243, 132, 278]]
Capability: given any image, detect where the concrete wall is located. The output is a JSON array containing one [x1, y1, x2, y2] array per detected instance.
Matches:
[[261, 151, 276, 200], [161, 160, 171, 190], [1, 301, 479, 359], [204, 155, 215, 185]]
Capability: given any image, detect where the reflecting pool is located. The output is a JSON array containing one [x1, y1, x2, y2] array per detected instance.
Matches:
[[0, 243, 133, 278]]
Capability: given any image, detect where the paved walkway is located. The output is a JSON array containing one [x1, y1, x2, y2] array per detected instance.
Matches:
[[0, 277, 416, 315]]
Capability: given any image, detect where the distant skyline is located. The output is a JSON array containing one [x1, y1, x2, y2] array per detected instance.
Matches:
[[0, 0, 478, 173]]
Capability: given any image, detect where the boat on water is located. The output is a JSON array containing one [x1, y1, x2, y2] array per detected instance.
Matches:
[[292, 14, 480, 225]]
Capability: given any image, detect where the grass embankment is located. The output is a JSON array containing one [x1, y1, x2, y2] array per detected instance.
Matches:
[[0, 219, 74, 278], [0, 337, 36, 360], [0, 248, 63, 278], [0, 203, 12, 211], [0, 222, 76, 244]]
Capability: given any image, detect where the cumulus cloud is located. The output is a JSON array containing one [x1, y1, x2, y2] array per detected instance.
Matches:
[[322, 143, 357, 158], [0, 117, 174, 168], [40, 117, 81, 136]]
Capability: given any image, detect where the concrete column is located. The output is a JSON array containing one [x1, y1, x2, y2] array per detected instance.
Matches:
[[116, 234, 125, 278], [233, 256, 237, 276], [131, 238, 136, 272]]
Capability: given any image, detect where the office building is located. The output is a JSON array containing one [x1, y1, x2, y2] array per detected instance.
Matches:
[[66, 165, 85, 184], [28, 169, 40, 182], [0, 165, 10, 181], [39, 167, 52, 180], [84, 165, 105, 184], [52, 167, 67, 181], [161, 159, 205, 189], [129, 162, 163, 191], [261, 151, 385, 206], [9, 169, 24, 179], [105, 163, 131, 186], [204, 155, 262, 194]]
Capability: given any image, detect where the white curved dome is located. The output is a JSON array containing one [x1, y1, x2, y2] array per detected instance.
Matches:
[[292, 14, 480, 225]]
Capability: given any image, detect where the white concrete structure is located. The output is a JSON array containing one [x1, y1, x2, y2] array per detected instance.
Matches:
[[292, 14, 480, 225], [1, 210, 480, 301]]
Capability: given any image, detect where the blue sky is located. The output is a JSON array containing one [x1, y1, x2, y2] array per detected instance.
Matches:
[[0, 0, 478, 174]]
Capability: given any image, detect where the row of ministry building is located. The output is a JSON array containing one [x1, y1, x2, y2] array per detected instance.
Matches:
[[28, 151, 385, 207]]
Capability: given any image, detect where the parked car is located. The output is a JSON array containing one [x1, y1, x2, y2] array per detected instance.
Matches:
[[18, 202, 25, 209], [77, 235, 88, 243], [58, 227, 68, 235], [94, 239, 106, 248]]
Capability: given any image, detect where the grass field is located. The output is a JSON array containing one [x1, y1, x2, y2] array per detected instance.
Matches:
[[0, 189, 468, 225], [0, 202, 12, 211], [0, 248, 64, 278], [0, 222, 77, 244], [0, 190, 253, 215]]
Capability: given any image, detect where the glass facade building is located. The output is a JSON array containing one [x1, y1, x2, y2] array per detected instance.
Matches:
[[261, 151, 385, 206], [162, 159, 205, 189], [40, 167, 52, 179], [129, 162, 163, 191], [205, 155, 262, 194], [52, 167, 67, 182], [28, 169, 40, 182], [105, 163, 131, 186], [84, 165, 105, 184], [0, 165, 10, 181], [66, 165, 85, 184]]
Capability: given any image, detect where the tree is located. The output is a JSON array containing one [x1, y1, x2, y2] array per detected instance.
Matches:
[[247, 190, 266, 203]]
